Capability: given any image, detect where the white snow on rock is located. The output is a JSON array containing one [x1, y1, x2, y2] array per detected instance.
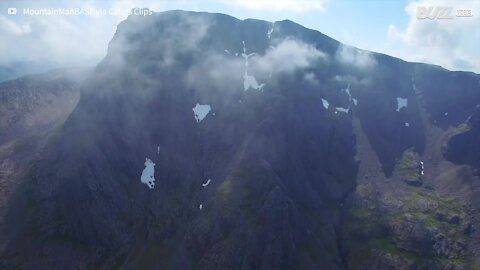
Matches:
[[199, 204, 203, 210], [396, 98, 408, 112], [413, 83, 418, 92], [267, 23, 274, 39], [241, 41, 256, 64], [344, 84, 355, 108], [192, 103, 211, 123], [267, 28, 274, 39], [444, 112, 449, 116], [336, 107, 350, 113], [412, 77, 419, 94], [405, 122, 410, 127], [242, 41, 265, 91], [322, 99, 330, 109], [465, 114, 472, 123], [202, 179, 211, 187], [224, 49, 231, 55], [344, 84, 352, 101], [140, 158, 155, 189], [244, 72, 265, 91], [157, 146, 160, 154]]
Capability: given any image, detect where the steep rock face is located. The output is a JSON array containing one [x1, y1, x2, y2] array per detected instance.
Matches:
[[1, 11, 357, 270], [0, 11, 479, 270], [445, 107, 480, 171], [340, 63, 480, 268]]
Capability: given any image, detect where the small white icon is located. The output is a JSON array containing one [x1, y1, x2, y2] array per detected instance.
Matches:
[[456, 9, 473, 17], [7, 7, 17, 15]]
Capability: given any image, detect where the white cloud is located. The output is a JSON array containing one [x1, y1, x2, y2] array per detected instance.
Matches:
[[334, 74, 371, 85], [386, 0, 480, 72], [215, 0, 329, 13], [0, 0, 164, 67], [254, 39, 328, 73], [0, 16, 31, 35], [187, 39, 326, 93], [335, 44, 377, 69], [304, 72, 319, 85]]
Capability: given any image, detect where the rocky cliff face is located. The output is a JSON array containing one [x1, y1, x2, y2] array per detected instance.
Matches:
[[0, 11, 479, 270]]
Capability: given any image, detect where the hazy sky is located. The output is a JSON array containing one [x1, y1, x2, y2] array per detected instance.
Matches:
[[0, 0, 479, 73]]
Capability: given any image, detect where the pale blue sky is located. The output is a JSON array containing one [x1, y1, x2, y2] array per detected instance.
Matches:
[[0, 0, 478, 72]]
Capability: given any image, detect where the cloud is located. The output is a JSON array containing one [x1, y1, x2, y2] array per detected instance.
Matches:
[[386, 0, 480, 72], [0, 0, 164, 67], [215, 0, 329, 13], [304, 72, 319, 86], [334, 75, 371, 85], [108, 10, 211, 68], [253, 39, 328, 74], [334, 44, 377, 69], [187, 39, 327, 93]]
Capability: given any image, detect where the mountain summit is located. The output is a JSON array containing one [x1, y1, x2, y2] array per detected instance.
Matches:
[[1, 10, 479, 270]]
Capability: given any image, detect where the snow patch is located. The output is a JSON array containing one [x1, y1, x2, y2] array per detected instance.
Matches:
[[157, 146, 160, 154], [322, 99, 330, 109], [199, 204, 203, 210], [396, 98, 408, 112], [140, 158, 155, 189], [202, 178, 211, 187], [444, 112, 449, 116], [244, 73, 265, 91], [336, 107, 349, 113], [224, 49, 231, 55], [192, 103, 211, 123], [242, 41, 265, 91], [405, 122, 410, 127], [345, 84, 352, 101], [412, 80, 419, 93], [267, 23, 274, 39], [465, 114, 472, 123], [344, 84, 355, 108]]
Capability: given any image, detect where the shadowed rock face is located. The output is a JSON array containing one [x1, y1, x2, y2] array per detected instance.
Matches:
[[445, 108, 480, 171], [0, 10, 479, 270]]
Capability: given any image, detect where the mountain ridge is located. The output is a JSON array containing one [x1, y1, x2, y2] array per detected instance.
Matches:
[[0, 10, 479, 270]]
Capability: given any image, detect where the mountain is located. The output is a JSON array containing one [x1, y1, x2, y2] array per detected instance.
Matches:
[[0, 68, 89, 222], [0, 60, 63, 83], [1, 10, 479, 270]]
